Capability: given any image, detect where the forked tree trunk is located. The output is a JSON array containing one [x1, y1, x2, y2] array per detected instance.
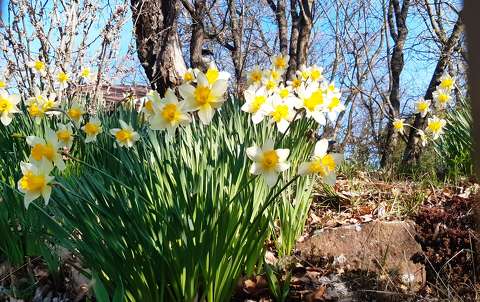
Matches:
[[296, 0, 313, 68], [130, 0, 187, 95]]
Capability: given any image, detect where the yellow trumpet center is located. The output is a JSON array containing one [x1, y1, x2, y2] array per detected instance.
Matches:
[[20, 172, 46, 193], [261, 150, 279, 170], [161, 103, 180, 122], [271, 104, 289, 122]]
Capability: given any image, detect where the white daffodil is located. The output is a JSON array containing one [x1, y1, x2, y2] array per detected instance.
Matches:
[[271, 54, 289, 71], [266, 68, 284, 81], [27, 58, 47, 76], [26, 128, 66, 171], [110, 120, 139, 148], [324, 93, 345, 122], [295, 82, 326, 125], [150, 88, 191, 136], [426, 115, 446, 140], [56, 70, 70, 90], [286, 75, 303, 92], [432, 88, 451, 109], [415, 98, 431, 118], [298, 139, 343, 185], [142, 90, 162, 118], [263, 77, 279, 93], [438, 73, 455, 91], [204, 62, 230, 85], [241, 86, 271, 124], [246, 139, 290, 187], [296, 65, 310, 81], [80, 67, 95, 83], [179, 71, 228, 125], [67, 104, 85, 126], [265, 95, 296, 133], [56, 123, 74, 149], [18, 160, 54, 209], [81, 117, 103, 143], [0, 91, 20, 126], [393, 118, 405, 134], [183, 68, 198, 83], [247, 66, 264, 86], [309, 65, 324, 82]]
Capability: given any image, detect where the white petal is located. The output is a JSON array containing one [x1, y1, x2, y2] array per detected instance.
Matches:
[[312, 111, 326, 125], [264, 172, 279, 187], [211, 80, 228, 97], [276, 162, 290, 172], [246, 146, 262, 161], [277, 119, 290, 133], [1, 113, 12, 126], [24, 192, 40, 209], [331, 153, 344, 166], [249, 162, 262, 175], [314, 139, 329, 157], [276, 148, 290, 161], [322, 172, 337, 186], [262, 139, 275, 151], [119, 120, 129, 129], [42, 186, 52, 205], [197, 106, 215, 125], [298, 162, 311, 175], [251, 112, 265, 124]]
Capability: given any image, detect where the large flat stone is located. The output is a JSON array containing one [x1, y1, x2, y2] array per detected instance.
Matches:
[[296, 220, 425, 292]]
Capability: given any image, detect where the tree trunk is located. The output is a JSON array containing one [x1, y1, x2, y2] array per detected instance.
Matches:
[[130, 0, 187, 95], [295, 0, 313, 68], [286, 0, 300, 79], [267, 0, 288, 55], [380, 0, 410, 168], [189, 0, 207, 70], [401, 13, 464, 166]]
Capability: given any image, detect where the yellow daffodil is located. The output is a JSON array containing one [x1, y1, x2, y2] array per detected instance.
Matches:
[[0, 78, 7, 89], [271, 54, 289, 70], [298, 139, 343, 185], [295, 82, 326, 125], [247, 66, 264, 86], [28, 59, 47, 76], [286, 75, 302, 91], [56, 123, 74, 149], [432, 88, 451, 109], [149, 88, 191, 136], [393, 118, 406, 134], [246, 139, 290, 187], [0, 91, 20, 126], [241, 86, 270, 124], [26, 128, 66, 170], [18, 160, 54, 209], [438, 73, 455, 91], [179, 70, 228, 125], [426, 115, 446, 140], [296, 65, 310, 81], [67, 104, 85, 126], [204, 62, 230, 85], [110, 120, 139, 148], [265, 95, 296, 133], [415, 98, 431, 118], [81, 117, 103, 143]]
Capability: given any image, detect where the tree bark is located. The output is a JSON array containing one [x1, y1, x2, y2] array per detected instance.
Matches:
[[380, 0, 410, 168], [130, 0, 187, 95], [401, 11, 464, 166], [295, 0, 313, 68], [267, 0, 289, 55], [286, 0, 300, 79]]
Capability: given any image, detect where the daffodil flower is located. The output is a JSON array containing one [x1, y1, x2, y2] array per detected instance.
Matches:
[[142, 90, 161, 118], [265, 95, 296, 133], [438, 73, 455, 91], [426, 115, 446, 140], [309, 65, 324, 82], [241, 86, 271, 124], [179, 71, 228, 125], [110, 120, 139, 148], [271, 54, 289, 71], [56, 123, 74, 149], [263, 77, 279, 93], [56, 71, 70, 90], [286, 75, 303, 92], [247, 66, 264, 86], [295, 82, 326, 125], [27, 59, 47, 76], [324, 92, 345, 122], [393, 118, 406, 134], [0, 77, 8, 89], [415, 98, 431, 118], [417, 130, 428, 147], [81, 117, 103, 143], [296, 65, 310, 81], [80, 67, 95, 83], [432, 88, 451, 109], [67, 104, 85, 126], [204, 62, 230, 85], [246, 139, 290, 187], [298, 139, 343, 185], [183, 68, 198, 83], [0, 91, 20, 126], [150, 89, 191, 136], [266, 68, 284, 81], [26, 128, 66, 171], [18, 160, 54, 209]]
